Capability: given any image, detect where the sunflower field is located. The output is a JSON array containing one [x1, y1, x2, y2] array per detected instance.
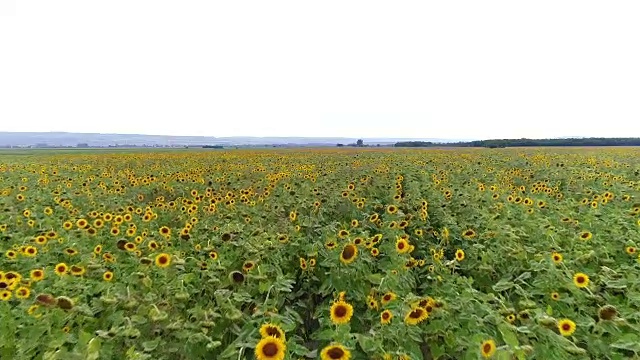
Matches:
[[1, 147, 640, 360]]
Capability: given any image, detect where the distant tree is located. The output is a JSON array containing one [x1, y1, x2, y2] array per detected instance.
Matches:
[[337, 143, 344, 147], [356, 139, 364, 147]]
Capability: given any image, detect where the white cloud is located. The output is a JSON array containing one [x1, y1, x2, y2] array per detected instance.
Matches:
[[1, 1, 639, 140]]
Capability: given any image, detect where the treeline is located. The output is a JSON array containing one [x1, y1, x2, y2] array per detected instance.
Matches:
[[394, 138, 640, 148]]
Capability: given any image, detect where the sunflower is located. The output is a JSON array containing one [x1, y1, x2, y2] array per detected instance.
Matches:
[[320, 343, 351, 360], [254, 336, 286, 360], [70, 265, 86, 276], [230, 271, 245, 284], [551, 252, 563, 264], [404, 307, 428, 325], [462, 229, 476, 239], [367, 296, 379, 310], [395, 238, 410, 254], [209, 251, 218, 260], [350, 219, 358, 228], [103, 271, 114, 281], [15, 286, 30, 299], [30, 269, 44, 281], [27, 304, 41, 318], [506, 314, 516, 323], [455, 249, 465, 261], [625, 246, 636, 255], [368, 213, 379, 223], [573, 273, 589, 288], [243, 261, 255, 272], [0, 290, 11, 301], [54, 263, 68, 276], [330, 300, 354, 325], [380, 309, 393, 324], [339, 244, 358, 265], [5, 250, 17, 260], [159, 226, 171, 237], [381, 292, 396, 305], [337, 229, 349, 239], [579, 231, 592, 240], [23, 246, 37, 257], [34, 235, 47, 245], [557, 319, 576, 336], [593, 304, 618, 323], [56, 296, 74, 310], [550, 292, 560, 301], [155, 253, 172, 268], [480, 339, 496, 358], [259, 323, 286, 341], [370, 248, 380, 257]]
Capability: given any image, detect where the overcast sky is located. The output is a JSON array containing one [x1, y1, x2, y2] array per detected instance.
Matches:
[[1, 1, 639, 140]]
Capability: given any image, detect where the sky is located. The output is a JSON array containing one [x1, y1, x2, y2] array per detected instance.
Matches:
[[1, 1, 639, 140]]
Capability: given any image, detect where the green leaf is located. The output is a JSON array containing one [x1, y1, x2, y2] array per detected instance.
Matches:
[[611, 333, 640, 353], [492, 279, 515, 292], [142, 339, 160, 352], [498, 323, 519, 348], [86, 338, 101, 360]]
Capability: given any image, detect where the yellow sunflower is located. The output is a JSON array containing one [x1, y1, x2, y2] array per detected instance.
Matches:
[[573, 273, 589, 288], [557, 318, 576, 336], [259, 323, 286, 341], [254, 336, 286, 360], [480, 339, 496, 358], [320, 343, 351, 360], [330, 300, 353, 325]]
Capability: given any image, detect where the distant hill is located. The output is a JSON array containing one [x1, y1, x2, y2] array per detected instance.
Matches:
[[394, 137, 640, 148], [0, 132, 464, 148]]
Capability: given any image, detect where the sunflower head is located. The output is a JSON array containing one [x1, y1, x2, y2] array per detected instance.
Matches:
[[404, 307, 428, 325], [259, 323, 286, 341], [330, 300, 354, 325], [339, 244, 358, 265], [480, 339, 496, 358], [320, 343, 351, 360], [557, 318, 576, 336], [254, 336, 286, 360]]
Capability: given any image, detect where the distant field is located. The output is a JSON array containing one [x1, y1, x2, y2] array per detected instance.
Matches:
[[1, 148, 639, 359]]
